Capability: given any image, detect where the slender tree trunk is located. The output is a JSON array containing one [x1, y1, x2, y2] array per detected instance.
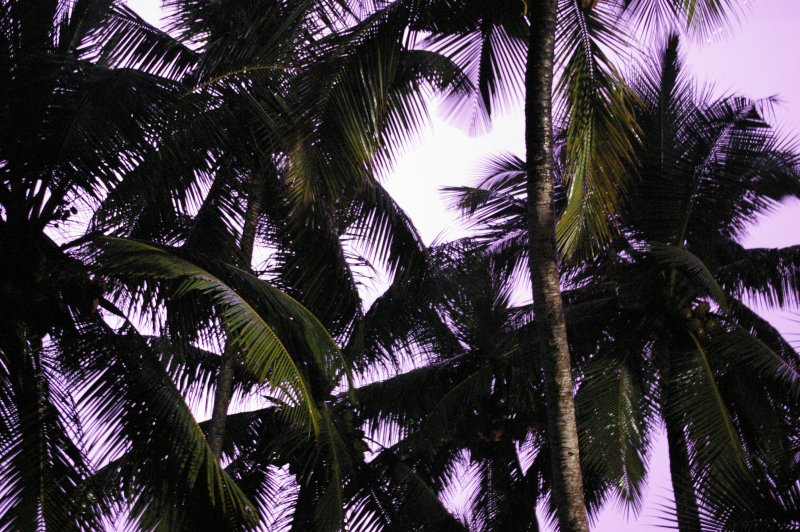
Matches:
[[664, 389, 702, 531], [207, 174, 264, 459], [207, 345, 236, 458], [525, 3, 589, 531]]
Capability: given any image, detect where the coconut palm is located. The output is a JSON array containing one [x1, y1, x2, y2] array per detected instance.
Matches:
[[0, 2, 200, 527], [346, 239, 665, 530], [344, 1, 746, 527], [76, 1, 478, 528], [89, 0, 470, 461], [346, 241, 547, 531], [0, 1, 353, 528], [447, 34, 800, 530]]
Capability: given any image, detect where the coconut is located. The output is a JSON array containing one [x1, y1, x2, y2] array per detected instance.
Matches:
[[705, 318, 721, 335], [695, 301, 711, 318]]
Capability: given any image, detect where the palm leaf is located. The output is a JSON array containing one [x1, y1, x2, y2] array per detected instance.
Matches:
[[61, 318, 258, 530], [0, 333, 102, 530], [89, 3, 199, 79], [716, 245, 800, 308], [93, 236, 348, 434], [555, 0, 638, 259], [576, 349, 651, 512], [647, 242, 727, 306]]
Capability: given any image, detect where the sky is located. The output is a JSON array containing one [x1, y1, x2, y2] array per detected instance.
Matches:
[[126, 1, 800, 529]]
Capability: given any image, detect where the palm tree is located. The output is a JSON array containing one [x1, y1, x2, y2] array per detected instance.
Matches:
[[82, 2, 479, 528], [348, 241, 548, 530], [347, 1, 745, 527], [0, 2, 196, 527], [0, 2, 353, 528], [447, 34, 800, 530], [569, 35, 800, 529], [90, 0, 471, 459], [347, 240, 641, 529]]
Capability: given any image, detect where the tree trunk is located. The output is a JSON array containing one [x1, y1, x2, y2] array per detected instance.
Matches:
[[525, 2, 590, 531], [664, 392, 702, 531], [207, 344, 236, 459], [207, 174, 264, 459]]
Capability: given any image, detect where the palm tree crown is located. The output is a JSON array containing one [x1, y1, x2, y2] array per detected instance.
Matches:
[[448, 33, 800, 528]]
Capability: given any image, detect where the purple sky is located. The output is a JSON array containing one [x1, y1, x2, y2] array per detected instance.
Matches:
[[126, 1, 800, 529]]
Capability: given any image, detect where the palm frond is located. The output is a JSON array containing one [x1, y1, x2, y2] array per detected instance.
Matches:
[[61, 318, 258, 530], [577, 350, 651, 512], [424, 5, 527, 135], [669, 332, 746, 474], [647, 242, 727, 306], [709, 319, 800, 400], [717, 245, 800, 309], [0, 332, 102, 530], [342, 180, 427, 279], [93, 236, 348, 434], [623, 0, 743, 39], [89, 3, 199, 79], [555, 0, 638, 259]]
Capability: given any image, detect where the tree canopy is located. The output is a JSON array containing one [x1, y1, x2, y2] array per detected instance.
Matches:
[[0, 1, 798, 531]]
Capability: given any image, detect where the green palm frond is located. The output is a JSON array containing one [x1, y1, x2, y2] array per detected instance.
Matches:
[[60, 318, 258, 530], [577, 350, 651, 512], [269, 194, 364, 337], [284, 5, 407, 210], [725, 299, 800, 368], [406, 366, 492, 449], [2, 59, 186, 230], [709, 322, 800, 400], [281, 0, 473, 215], [311, 408, 349, 532], [555, 0, 638, 259], [622, 33, 700, 244], [214, 402, 464, 531], [180, 164, 248, 261], [195, 407, 308, 528], [148, 335, 257, 410], [88, 110, 214, 241], [94, 236, 348, 434], [671, 333, 746, 473]]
